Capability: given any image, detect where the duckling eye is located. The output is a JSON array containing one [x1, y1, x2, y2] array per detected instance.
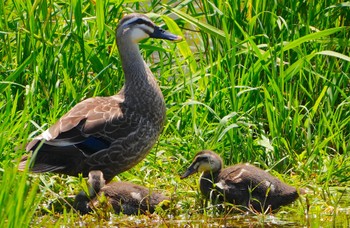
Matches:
[[196, 156, 209, 163]]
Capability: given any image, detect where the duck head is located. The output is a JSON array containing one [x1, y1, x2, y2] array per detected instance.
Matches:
[[181, 150, 223, 179], [116, 13, 182, 43]]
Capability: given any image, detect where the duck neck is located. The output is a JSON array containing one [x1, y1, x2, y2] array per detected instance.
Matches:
[[88, 177, 104, 199], [201, 170, 220, 183], [117, 39, 164, 109], [88, 186, 98, 199], [200, 170, 220, 197]]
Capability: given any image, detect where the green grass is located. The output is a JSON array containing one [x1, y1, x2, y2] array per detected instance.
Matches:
[[1, 0, 350, 226]]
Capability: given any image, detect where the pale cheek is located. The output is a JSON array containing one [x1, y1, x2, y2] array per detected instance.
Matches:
[[130, 28, 149, 43], [198, 163, 212, 172]]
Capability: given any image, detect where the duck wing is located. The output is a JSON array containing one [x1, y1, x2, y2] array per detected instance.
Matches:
[[19, 95, 129, 175]]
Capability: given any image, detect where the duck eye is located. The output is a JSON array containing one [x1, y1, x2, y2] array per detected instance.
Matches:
[[135, 18, 144, 24], [133, 18, 154, 28], [134, 18, 148, 25]]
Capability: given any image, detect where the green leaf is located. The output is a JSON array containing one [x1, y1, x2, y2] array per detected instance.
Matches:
[[0, 53, 34, 92], [96, 0, 105, 40], [316, 50, 350, 62], [161, 15, 197, 73], [283, 27, 345, 51], [166, 7, 226, 39]]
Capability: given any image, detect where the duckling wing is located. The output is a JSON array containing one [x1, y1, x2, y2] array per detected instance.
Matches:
[[102, 182, 168, 215], [19, 95, 130, 175], [219, 164, 298, 210], [216, 166, 251, 204], [220, 164, 272, 193]]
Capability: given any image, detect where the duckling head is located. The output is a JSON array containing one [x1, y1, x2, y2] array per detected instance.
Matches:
[[117, 13, 182, 44], [88, 170, 106, 193], [180, 150, 223, 179]]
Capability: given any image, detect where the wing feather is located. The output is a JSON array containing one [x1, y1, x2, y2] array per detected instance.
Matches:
[[20, 95, 127, 174], [30, 96, 125, 148]]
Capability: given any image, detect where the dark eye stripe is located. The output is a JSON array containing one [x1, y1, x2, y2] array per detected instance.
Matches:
[[134, 18, 154, 28], [195, 156, 209, 163], [120, 17, 155, 35]]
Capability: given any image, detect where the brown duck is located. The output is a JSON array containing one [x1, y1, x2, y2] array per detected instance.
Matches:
[[19, 14, 181, 182], [181, 150, 300, 212], [74, 170, 169, 215]]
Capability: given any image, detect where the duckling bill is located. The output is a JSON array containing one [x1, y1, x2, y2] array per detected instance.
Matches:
[[74, 170, 169, 215], [181, 150, 300, 212]]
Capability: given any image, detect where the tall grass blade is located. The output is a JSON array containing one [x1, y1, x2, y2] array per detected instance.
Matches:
[[161, 15, 197, 73]]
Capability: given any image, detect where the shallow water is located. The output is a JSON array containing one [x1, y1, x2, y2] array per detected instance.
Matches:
[[109, 188, 350, 227], [38, 187, 350, 227]]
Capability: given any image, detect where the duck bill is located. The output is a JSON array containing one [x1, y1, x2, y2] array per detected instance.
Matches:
[[150, 26, 182, 41], [180, 164, 197, 179]]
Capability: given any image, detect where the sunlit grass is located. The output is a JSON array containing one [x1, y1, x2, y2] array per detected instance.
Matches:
[[1, 0, 349, 226]]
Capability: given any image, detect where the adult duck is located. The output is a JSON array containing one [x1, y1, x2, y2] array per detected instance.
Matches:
[[74, 170, 169, 215], [19, 13, 181, 182], [181, 150, 300, 212]]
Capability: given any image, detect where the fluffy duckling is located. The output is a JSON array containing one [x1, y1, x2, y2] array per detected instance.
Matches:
[[181, 150, 300, 212], [74, 170, 169, 215]]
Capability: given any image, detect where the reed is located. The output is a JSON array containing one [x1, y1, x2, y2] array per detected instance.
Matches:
[[0, 0, 349, 226]]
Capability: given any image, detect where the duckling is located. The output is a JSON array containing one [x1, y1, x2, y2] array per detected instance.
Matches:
[[74, 170, 169, 215], [181, 150, 300, 212], [19, 13, 181, 182]]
